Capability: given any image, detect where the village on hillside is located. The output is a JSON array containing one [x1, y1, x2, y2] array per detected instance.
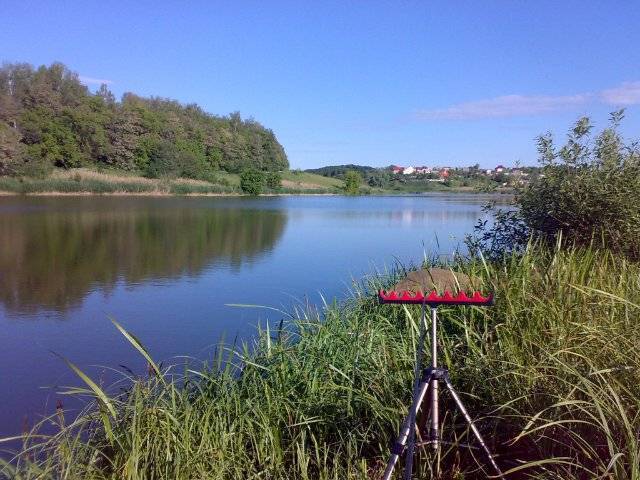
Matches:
[[391, 164, 530, 181], [384, 163, 537, 190], [305, 163, 540, 192]]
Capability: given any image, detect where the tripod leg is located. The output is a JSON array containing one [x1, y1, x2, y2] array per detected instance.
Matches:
[[429, 307, 439, 451], [402, 300, 429, 480], [441, 375, 505, 479], [381, 378, 431, 480]]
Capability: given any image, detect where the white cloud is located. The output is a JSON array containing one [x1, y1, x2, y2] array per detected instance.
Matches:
[[79, 75, 113, 86], [415, 93, 590, 121], [600, 81, 640, 106]]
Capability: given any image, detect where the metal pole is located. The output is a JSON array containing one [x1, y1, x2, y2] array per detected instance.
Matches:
[[381, 379, 430, 480], [430, 307, 439, 451], [402, 300, 427, 480], [442, 375, 505, 479]]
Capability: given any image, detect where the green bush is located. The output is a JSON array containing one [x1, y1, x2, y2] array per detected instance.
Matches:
[[520, 111, 640, 259], [143, 139, 180, 178], [472, 110, 640, 260], [343, 169, 362, 195], [239, 168, 265, 195], [265, 171, 282, 190]]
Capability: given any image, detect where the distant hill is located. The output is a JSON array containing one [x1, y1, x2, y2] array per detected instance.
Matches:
[[304, 164, 379, 179], [0, 62, 288, 179]]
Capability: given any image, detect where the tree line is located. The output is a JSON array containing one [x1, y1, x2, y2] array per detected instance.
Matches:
[[0, 62, 288, 179]]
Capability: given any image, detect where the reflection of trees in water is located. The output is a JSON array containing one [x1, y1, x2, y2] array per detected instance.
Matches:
[[0, 206, 287, 314]]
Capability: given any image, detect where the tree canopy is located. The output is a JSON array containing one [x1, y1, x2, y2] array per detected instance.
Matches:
[[343, 169, 362, 195], [0, 62, 288, 178]]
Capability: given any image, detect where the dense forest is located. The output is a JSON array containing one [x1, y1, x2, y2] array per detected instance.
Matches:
[[0, 62, 288, 179]]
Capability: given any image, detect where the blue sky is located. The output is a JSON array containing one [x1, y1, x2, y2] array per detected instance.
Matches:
[[2, 1, 640, 169]]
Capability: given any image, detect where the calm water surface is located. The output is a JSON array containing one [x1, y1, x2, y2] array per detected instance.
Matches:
[[0, 195, 498, 436]]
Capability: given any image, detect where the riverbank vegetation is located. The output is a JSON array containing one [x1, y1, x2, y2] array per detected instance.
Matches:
[[2, 114, 639, 479], [0, 167, 369, 196], [471, 110, 640, 261], [3, 244, 639, 479], [0, 167, 342, 196]]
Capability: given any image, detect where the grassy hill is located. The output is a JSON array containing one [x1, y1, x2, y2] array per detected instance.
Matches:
[[281, 170, 344, 190]]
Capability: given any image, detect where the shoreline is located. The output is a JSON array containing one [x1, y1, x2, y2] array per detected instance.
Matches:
[[0, 168, 516, 197], [0, 189, 513, 197], [0, 190, 339, 197]]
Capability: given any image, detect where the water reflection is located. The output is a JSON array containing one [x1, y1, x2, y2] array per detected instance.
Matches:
[[0, 198, 287, 314], [0, 194, 494, 439], [320, 209, 482, 223]]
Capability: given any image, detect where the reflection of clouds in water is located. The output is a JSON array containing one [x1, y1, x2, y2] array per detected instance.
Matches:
[[285, 194, 499, 226], [310, 208, 482, 224], [0, 199, 288, 315], [397, 209, 480, 225]]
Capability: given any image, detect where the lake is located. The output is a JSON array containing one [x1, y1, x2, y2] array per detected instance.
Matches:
[[0, 194, 499, 437]]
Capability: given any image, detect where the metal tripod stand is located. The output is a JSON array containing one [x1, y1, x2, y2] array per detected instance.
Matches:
[[381, 302, 505, 480]]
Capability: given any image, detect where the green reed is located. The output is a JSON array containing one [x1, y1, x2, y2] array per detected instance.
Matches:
[[0, 177, 237, 195], [2, 243, 639, 479]]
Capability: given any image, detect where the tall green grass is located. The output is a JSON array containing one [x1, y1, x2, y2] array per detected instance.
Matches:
[[0, 177, 239, 195], [2, 244, 639, 479]]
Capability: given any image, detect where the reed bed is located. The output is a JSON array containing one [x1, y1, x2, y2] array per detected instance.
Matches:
[[2, 244, 639, 479], [0, 175, 237, 195]]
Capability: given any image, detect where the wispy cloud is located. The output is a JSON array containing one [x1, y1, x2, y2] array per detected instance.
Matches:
[[600, 81, 640, 106], [415, 94, 590, 121], [79, 75, 113, 86], [414, 80, 640, 121]]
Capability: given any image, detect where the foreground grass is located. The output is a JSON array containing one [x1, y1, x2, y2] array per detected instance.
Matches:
[[3, 245, 639, 479]]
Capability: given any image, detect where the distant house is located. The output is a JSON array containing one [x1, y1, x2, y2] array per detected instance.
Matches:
[[391, 165, 404, 174], [415, 166, 431, 174], [403, 166, 416, 175], [495, 165, 506, 173], [439, 168, 450, 178]]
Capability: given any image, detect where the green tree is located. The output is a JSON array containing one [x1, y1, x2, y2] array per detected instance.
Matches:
[[265, 171, 282, 190], [0, 124, 21, 175], [343, 170, 362, 195], [144, 139, 180, 178], [240, 169, 265, 195]]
